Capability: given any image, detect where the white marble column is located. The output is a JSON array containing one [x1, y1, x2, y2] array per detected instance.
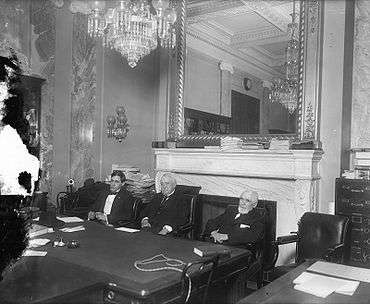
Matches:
[[219, 61, 233, 117]]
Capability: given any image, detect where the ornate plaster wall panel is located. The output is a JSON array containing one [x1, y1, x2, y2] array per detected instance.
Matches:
[[352, 1, 370, 147], [70, 13, 96, 186], [154, 148, 323, 265], [30, 0, 56, 196]]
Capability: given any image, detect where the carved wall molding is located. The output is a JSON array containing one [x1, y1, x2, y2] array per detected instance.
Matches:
[[231, 29, 288, 46], [219, 61, 234, 74]]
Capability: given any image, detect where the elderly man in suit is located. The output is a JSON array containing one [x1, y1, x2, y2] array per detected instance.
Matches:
[[203, 190, 264, 246], [87, 171, 136, 227], [140, 173, 187, 235]]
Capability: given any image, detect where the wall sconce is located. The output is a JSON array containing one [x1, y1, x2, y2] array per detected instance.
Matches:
[[106, 106, 130, 143]]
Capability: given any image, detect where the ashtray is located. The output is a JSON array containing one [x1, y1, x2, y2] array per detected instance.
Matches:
[[67, 240, 80, 249], [53, 237, 65, 247]]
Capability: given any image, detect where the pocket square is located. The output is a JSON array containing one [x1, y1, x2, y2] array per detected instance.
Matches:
[[240, 224, 250, 228]]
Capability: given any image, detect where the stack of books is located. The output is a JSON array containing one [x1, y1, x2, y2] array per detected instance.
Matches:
[[220, 137, 243, 151], [351, 148, 370, 180], [220, 137, 264, 151]]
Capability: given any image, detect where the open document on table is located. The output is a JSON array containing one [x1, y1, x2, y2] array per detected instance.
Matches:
[[293, 271, 360, 298]]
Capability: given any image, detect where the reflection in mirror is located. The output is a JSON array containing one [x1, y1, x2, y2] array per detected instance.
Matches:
[[184, 0, 300, 136]]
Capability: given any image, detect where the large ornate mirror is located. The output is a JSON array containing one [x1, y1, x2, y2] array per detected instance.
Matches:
[[168, 0, 322, 145]]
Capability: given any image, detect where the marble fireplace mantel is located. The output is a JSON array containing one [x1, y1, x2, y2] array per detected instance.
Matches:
[[154, 148, 324, 264]]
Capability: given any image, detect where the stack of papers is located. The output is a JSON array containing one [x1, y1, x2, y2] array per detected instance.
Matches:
[[293, 272, 359, 298], [59, 225, 85, 233], [23, 250, 47, 257], [28, 238, 50, 248], [308, 261, 370, 283], [125, 172, 156, 204], [29, 224, 54, 238], [56, 216, 84, 223], [115, 227, 139, 233]]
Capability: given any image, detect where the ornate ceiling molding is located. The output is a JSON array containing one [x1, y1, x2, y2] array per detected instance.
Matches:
[[186, 26, 280, 79], [187, 0, 243, 20], [231, 28, 288, 48], [240, 0, 290, 32], [188, 3, 252, 24]]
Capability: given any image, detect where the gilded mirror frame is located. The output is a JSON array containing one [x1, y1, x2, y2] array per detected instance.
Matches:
[[168, 0, 322, 145]]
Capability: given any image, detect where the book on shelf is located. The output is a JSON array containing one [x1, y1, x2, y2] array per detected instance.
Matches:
[[193, 244, 231, 258]]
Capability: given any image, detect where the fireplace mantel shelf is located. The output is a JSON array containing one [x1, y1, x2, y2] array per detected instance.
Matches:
[[154, 148, 323, 181]]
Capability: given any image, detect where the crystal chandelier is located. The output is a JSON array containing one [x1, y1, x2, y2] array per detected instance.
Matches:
[[87, 0, 177, 68], [269, 0, 299, 114]]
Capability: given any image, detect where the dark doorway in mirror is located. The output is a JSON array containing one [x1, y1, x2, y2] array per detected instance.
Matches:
[[231, 90, 260, 134]]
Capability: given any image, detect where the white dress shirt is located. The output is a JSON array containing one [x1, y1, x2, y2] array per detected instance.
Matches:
[[103, 194, 116, 215]]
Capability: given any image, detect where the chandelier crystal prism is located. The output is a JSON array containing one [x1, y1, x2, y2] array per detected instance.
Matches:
[[87, 0, 177, 68], [269, 0, 299, 114]]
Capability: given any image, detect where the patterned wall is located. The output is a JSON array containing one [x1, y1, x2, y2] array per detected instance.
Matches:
[[70, 12, 96, 185], [352, 0, 370, 147], [30, 0, 56, 196]]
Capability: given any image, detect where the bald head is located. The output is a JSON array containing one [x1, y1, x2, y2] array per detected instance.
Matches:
[[160, 173, 177, 197], [238, 190, 258, 214]]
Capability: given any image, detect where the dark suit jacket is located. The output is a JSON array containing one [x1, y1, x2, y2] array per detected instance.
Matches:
[[90, 187, 135, 227], [141, 190, 187, 234], [204, 206, 264, 246]]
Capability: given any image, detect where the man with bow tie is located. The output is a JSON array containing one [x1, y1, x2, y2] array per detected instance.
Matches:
[[203, 190, 264, 246], [87, 171, 135, 227], [140, 173, 187, 235]]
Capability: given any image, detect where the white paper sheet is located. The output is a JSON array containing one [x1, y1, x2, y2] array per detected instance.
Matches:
[[28, 238, 50, 248], [115, 227, 140, 233], [308, 261, 370, 283], [294, 271, 359, 297], [59, 225, 85, 233], [56, 216, 84, 223], [23, 250, 47, 257]]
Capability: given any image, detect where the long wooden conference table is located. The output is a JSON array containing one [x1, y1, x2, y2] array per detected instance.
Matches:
[[0, 220, 251, 303], [239, 260, 370, 304]]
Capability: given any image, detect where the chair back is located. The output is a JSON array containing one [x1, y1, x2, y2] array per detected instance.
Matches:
[[132, 197, 143, 223], [297, 212, 349, 264], [257, 200, 277, 271], [180, 255, 219, 304], [175, 185, 201, 239]]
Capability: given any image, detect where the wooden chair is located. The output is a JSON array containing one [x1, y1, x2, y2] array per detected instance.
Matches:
[[172, 185, 201, 239], [177, 255, 220, 304], [269, 212, 349, 281]]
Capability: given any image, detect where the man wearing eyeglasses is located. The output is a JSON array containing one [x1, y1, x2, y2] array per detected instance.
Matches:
[[87, 171, 136, 227], [202, 190, 264, 246]]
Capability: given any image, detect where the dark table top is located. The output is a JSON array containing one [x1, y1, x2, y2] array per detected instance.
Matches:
[[0, 221, 250, 303], [239, 261, 370, 304]]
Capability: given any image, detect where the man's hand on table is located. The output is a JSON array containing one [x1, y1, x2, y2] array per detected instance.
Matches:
[[87, 211, 96, 220], [141, 218, 151, 229], [94, 212, 108, 225], [210, 230, 229, 243], [158, 225, 172, 235]]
